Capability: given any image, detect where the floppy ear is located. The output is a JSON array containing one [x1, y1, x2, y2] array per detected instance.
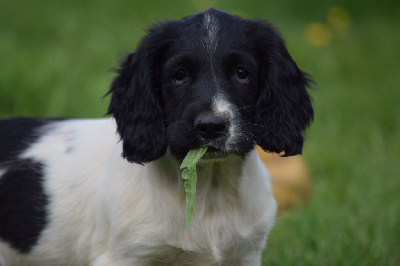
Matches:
[[252, 22, 314, 156], [107, 25, 172, 164]]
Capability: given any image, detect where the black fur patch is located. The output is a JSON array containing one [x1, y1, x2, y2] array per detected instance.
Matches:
[[0, 159, 48, 253], [0, 118, 55, 253], [0, 118, 51, 163]]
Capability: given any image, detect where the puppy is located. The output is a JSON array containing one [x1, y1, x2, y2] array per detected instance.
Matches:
[[0, 8, 313, 266]]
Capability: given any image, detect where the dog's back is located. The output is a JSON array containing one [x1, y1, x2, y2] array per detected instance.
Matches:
[[0, 118, 118, 265]]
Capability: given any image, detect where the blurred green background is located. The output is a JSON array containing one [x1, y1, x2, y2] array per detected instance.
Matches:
[[1, 0, 399, 265]]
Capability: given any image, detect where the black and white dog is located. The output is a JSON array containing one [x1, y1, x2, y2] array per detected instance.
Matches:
[[0, 9, 313, 265]]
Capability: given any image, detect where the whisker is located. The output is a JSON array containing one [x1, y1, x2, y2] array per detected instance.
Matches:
[[245, 131, 256, 138], [245, 123, 269, 130], [238, 132, 250, 141], [234, 130, 249, 141], [234, 128, 257, 141], [234, 105, 255, 112]]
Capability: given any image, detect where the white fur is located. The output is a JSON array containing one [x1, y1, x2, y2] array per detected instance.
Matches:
[[0, 118, 277, 265], [202, 12, 221, 94], [202, 13, 219, 54], [212, 94, 241, 151], [0, 169, 5, 181]]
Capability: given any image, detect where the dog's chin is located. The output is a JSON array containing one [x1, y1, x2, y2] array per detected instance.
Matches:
[[202, 147, 229, 160], [169, 146, 228, 161], [169, 140, 254, 162]]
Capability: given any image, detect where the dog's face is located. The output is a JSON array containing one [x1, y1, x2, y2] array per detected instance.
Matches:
[[108, 9, 313, 164]]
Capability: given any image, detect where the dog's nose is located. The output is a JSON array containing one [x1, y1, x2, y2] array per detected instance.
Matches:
[[194, 114, 227, 140]]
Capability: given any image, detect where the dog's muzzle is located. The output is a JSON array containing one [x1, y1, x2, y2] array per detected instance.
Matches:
[[194, 113, 231, 159], [194, 113, 228, 140]]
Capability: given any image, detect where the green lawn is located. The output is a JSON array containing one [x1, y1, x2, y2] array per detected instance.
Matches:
[[1, 0, 399, 265]]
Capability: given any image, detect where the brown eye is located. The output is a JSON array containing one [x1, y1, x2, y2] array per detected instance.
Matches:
[[172, 70, 187, 85], [235, 68, 250, 84]]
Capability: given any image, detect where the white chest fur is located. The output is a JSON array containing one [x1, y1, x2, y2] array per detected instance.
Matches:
[[93, 149, 277, 265]]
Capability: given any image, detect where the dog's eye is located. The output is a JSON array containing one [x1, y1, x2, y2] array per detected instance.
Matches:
[[235, 68, 250, 84], [172, 70, 187, 85]]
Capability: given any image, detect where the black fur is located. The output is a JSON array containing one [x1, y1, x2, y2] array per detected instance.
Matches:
[[0, 118, 53, 253], [107, 25, 175, 164], [0, 159, 48, 253], [0, 118, 50, 163], [248, 21, 314, 156], [107, 8, 313, 163]]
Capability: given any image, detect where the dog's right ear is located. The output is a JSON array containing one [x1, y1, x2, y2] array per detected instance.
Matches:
[[107, 24, 174, 164]]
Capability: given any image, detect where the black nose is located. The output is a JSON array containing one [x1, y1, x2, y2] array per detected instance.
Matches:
[[194, 114, 227, 140]]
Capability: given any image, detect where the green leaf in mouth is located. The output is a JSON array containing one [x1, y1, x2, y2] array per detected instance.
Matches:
[[180, 147, 208, 230]]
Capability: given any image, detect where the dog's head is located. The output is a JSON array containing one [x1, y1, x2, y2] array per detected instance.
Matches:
[[108, 9, 313, 164]]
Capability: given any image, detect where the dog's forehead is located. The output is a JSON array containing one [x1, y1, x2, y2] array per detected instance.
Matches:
[[178, 9, 246, 51], [201, 12, 219, 54]]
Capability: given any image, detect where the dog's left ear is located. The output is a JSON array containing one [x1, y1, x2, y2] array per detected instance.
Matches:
[[107, 24, 172, 164], [251, 22, 314, 156]]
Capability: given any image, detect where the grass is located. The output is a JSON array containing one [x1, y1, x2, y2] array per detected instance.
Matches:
[[1, 0, 399, 265]]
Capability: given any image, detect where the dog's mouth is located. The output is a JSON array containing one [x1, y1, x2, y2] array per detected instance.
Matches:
[[201, 147, 229, 160]]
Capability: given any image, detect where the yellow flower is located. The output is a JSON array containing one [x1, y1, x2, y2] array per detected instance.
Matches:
[[304, 22, 332, 47]]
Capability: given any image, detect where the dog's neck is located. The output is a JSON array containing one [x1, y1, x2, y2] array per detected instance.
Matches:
[[146, 152, 249, 215], [195, 156, 246, 216]]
